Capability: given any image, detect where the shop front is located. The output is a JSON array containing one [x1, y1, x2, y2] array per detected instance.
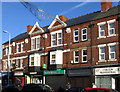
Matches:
[[44, 70, 66, 91], [94, 66, 120, 91], [67, 67, 93, 88], [14, 70, 24, 87]]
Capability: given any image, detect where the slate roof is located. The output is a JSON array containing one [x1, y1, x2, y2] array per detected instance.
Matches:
[[65, 5, 120, 27], [3, 5, 120, 45], [3, 32, 29, 45]]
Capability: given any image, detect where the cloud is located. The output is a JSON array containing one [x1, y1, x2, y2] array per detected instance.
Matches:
[[59, 0, 89, 15]]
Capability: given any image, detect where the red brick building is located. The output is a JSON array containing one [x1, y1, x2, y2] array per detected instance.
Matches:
[[2, 0, 120, 91]]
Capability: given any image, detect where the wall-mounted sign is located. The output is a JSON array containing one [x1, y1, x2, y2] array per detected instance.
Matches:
[[95, 67, 120, 75], [44, 70, 65, 75], [42, 64, 47, 69], [14, 71, 23, 76]]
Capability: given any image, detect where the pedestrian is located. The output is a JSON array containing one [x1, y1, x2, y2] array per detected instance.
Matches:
[[92, 83, 97, 88], [66, 82, 71, 90]]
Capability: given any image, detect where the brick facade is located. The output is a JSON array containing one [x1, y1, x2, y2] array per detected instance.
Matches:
[[2, 1, 120, 91]]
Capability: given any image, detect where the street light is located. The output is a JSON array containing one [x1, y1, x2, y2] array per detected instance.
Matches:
[[3, 30, 11, 85]]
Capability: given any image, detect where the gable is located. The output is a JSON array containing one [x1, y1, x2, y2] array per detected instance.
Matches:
[[48, 15, 67, 30], [28, 22, 45, 34]]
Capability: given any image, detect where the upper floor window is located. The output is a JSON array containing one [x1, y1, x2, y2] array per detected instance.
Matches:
[[82, 49, 87, 62], [17, 43, 20, 53], [109, 45, 116, 60], [31, 38, 35, 49], [16, 59, 20, 68], [9, 46, 12, 54], [30, 57, 34, 66], [51, 34, 56, 46], [21, 43, 24, 52], [51, 54, 56, 64], [36, 37, 40, 49], [107, 19, 116, 36], [57, 32, 62, 45], [99, 47, 105, 61], [20, 59, 23, 68], [82, 28, 87, 41], [98, 22, 106, 38], [29, 54, 40, 66], [50, 51, 63, 65], [74, 29, 79, 42], [74, 51, 79, 63], [6, 47, 8, 55]]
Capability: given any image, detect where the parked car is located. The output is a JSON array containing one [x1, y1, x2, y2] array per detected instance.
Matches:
[[21, 83, 54, 92], [85, 88, 118, 92], [1, 84, 19, 92], [65, 87, 86, 92]]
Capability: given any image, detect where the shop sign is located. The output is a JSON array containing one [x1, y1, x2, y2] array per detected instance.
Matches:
[[42, 64, 47, 69], [44, 70, 65, 75], [14, 71, 23, 76], [95, 67, 120, 75]]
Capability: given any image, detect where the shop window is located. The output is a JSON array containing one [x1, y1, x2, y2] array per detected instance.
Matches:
[[95, 76, 112, 88], [74, 51, 79, 63], [82, 49, 87, 62], [82, 28, 87, 41]]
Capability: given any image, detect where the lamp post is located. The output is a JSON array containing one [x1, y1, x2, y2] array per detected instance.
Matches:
[[3, 30, 11, 85]]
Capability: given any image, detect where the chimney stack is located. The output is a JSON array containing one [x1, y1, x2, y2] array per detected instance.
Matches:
[[101, 0, 112, 11], [27, 25, 33, 33]]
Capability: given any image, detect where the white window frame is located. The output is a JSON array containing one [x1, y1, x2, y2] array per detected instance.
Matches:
[[36, 37, 40, 49], [31, 38, 35, 50], [82, 49, 87, 62], [99, 47, 105, 61], [9, 46, 12, 54], [50, 52, 56, 64], [97, 22, 106, 38], [82, 28, 87, 41], [16, 59, 20, 68], [6, 47, 8, 55], [74, 29, 79, 42], [74, 50, 79, 63], [17, 43, 20, 53], [29, 54, 40, 66], [20, 59, 23, 68], [21, 42, 24, 52], [108, 43, 116, 60], [51, 33, 56, 46], [30, 55, 34, 66], [107, 19, 116, 37], [57, 32, 62, 45]]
